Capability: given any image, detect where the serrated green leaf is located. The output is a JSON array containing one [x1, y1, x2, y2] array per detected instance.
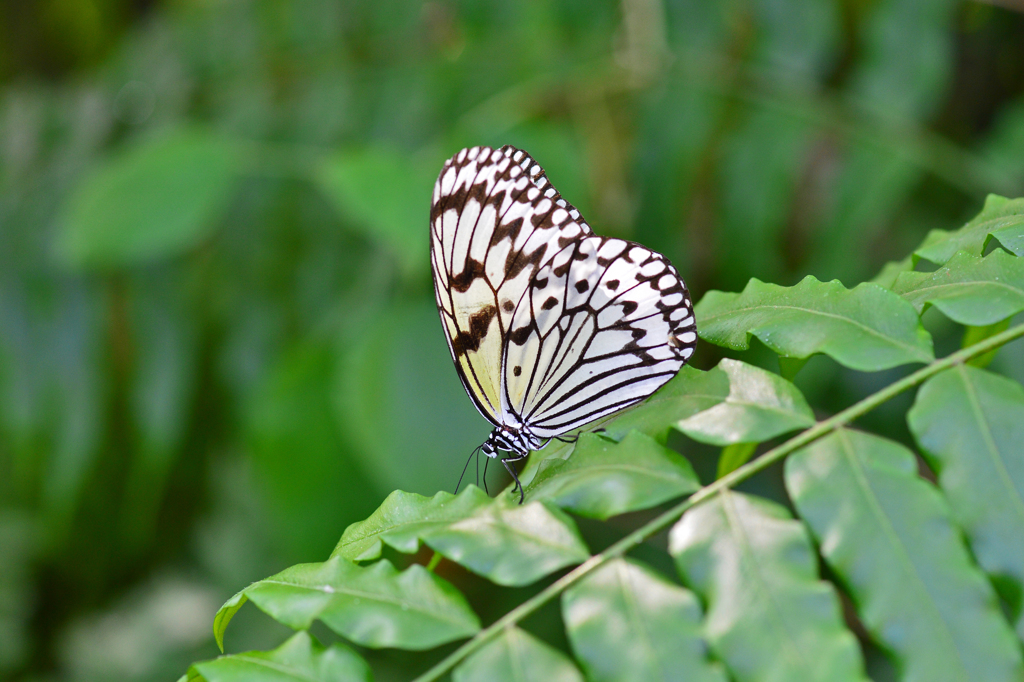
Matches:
[[453, 626, 584, 682], [915, 195, 1024, 265], [669, 490, 867, 682], [674, 358, 814, 446], [695, 276, 934, 370], [786, 428, 1023, 682], [55, 128, 242, 267], [425, 497, 590, 586], [333, 487, 490, 561], [525, 431, 699, 519], [333, 485, 588, 586], [191, 631, 371, 682], [315, 148, 432, 276], [213, 557, 479, 650], [562, 557, 727, 682], [893, 250, 1024, 325], [908, 365, 1024, 639], [600, 366, 726, 442]]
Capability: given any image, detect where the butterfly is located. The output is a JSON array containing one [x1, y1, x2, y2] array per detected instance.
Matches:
[[430, 145, 697, 502]]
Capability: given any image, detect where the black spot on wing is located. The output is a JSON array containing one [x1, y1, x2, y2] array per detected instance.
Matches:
[[450, 304, 497, 356]]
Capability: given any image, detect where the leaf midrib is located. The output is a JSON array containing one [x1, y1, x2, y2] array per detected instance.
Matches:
[[699, 303, 927, 358], [720, 491, 810, 673], [615, 562, 668, 679], [256, 578, 468, 628], [955, 365, 1024, 529], [835, 428, 971, 677], [230, 654, 321, 681], [902, 279, 1024, 301]]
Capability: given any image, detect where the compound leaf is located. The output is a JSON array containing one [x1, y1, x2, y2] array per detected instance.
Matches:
[[786, 428, 1023, 682]]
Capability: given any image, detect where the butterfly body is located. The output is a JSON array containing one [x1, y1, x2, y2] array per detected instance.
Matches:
[[431, 145, 696, 500]]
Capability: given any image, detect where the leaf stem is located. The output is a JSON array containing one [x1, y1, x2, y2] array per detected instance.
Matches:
[[412, 321, 1024, 682]]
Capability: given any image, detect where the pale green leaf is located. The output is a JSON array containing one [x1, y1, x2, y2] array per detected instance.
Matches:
[[600, 366, 725, 443], [674, 358, 814, 446], [562, 557, 727, 682], [669, 490, 867, 682]]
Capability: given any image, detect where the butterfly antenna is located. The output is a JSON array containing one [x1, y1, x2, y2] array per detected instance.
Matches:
[[455, 445, 482, 495]]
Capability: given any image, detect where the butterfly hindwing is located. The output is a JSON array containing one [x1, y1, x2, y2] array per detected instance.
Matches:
[[430, 145, 592, 424], [503, 236, 696, 437]]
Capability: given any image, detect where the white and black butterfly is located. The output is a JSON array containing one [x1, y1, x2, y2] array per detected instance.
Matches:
[[431, 145, 696, 501]]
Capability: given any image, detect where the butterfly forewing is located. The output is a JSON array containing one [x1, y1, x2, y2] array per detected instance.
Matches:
[[430, 145, 592, 425]]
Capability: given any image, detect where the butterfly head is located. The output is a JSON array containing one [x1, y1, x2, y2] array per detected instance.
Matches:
[[481, 425, 542, 459]]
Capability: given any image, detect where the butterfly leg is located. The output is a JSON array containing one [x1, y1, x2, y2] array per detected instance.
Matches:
[[501, 453, 529, 504]]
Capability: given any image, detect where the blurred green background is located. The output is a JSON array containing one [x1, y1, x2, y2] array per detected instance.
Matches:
[[2, 0, 1024, 679]]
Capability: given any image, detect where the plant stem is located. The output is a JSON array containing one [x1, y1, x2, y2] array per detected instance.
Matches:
[[413, 321, 1024, 682]]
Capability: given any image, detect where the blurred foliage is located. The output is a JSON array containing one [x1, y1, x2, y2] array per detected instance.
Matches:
[[1, 0, 1024, 679]]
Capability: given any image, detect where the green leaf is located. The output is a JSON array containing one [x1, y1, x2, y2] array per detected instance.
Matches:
[[315, 148, 433, 276], [213, 557, 479, 650], [716, 442, 757, 479], [333, 486, 588, 586], [674, 358, 815, 446], [424, 497, 590, 586], [893, 250, 1024, 325], [213, 591, 247, 652], [190, 631, 371, 682], [786, 428, 1023, 682], [55, 128, 242, 267], [525, 431, 700, 519], [453, 626, 584, 682], [333, 487, 490, 561], [695, 276, 934, 370], [601, 359, 813, 447], [600, 366, 725, 442], [915, 195, 1024, 265], [907, 365, 1024, 639], [669, 490, 867, 682], [562, 557, 727, 682]]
